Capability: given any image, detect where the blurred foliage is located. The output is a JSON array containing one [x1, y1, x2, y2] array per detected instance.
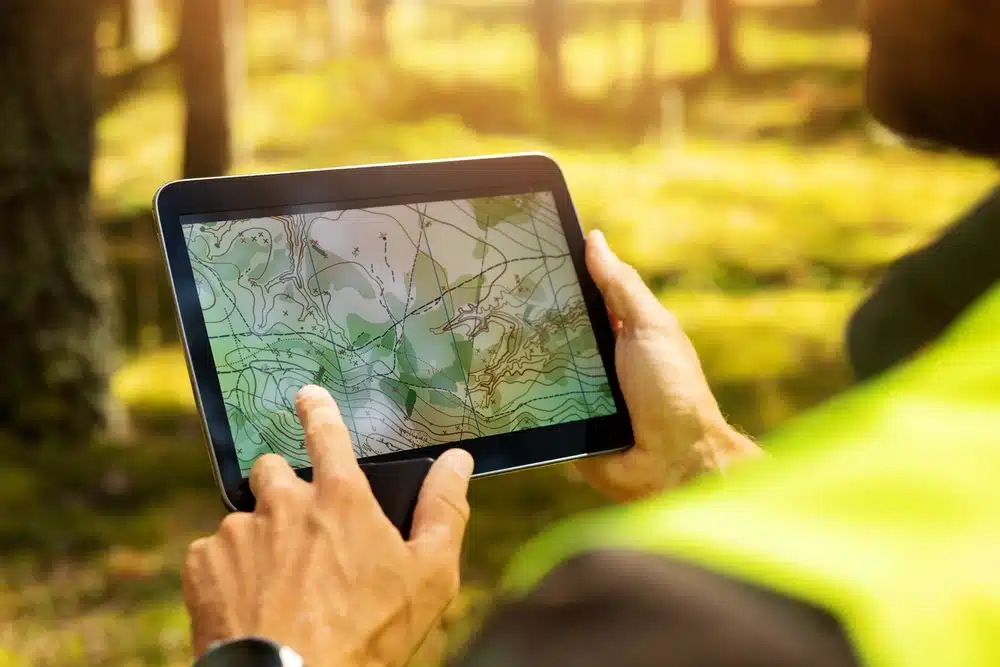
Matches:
[[3, 1, 997, 666]]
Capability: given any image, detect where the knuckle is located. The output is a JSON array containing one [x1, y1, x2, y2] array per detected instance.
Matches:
[[435, 490, 471, 525], [304, 423, 327, 444], [607, 270, 629, 296], [218, 512, 250, 542], [316, 463, 362, 492], [250, 454, 286, 485], [651, 305, 679, 330], [611, 260, 641, 288], [186, 536, 210, 560], [305, 418, 349, 444], [183, 537, 211, 578], [259, 479, 301, 509], [622, 262, 642, 281], [254, 453, 286, 473], [304, 506, 328, 532], [427, 561, 461, 599]]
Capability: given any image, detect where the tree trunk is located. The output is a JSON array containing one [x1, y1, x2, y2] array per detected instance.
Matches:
[[180, 0, 243, 178], [0, 1, 118, 444], [115, 0, 133, 49], [708, 0, 738, 74], [325, 0, 355, 59], [815, 0, 861, 24], [360, 0, 391, 59], [533, 0, 566, 108], [639, 0, 659, 93], [297, 0, 316, 64], [116, 0, 163, 60]]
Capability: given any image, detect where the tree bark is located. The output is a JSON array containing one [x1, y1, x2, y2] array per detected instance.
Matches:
[[815, 0, 861, 24], [360, 0, 391, 59], [325, 0, 354, 59], [0, 1, 118, 444], [639, 0, 659, 93], [115, 0, 133, 49], [116, 0, 163, 60], [708, 0, 738, 74], [533, 0, 566, 108], [179, 0, 243, 178]]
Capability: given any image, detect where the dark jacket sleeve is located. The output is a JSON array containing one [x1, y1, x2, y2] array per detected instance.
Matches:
[[446, 550, 859, 667], [848, 184, 1000, 382]]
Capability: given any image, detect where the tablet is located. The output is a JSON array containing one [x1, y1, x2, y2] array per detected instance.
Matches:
[[154, 153, 632, 511]]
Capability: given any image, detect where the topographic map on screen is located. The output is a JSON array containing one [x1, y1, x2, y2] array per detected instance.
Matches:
[[184, 192, 616, 474]]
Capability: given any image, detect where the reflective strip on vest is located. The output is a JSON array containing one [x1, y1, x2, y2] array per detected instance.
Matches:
[[504, 283, 1000, 667]]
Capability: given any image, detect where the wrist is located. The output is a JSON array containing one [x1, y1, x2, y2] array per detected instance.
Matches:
[[690, 415, 763, 479], [193, 637, 305, 667]]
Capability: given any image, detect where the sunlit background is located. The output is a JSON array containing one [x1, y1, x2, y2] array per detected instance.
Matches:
[[2, 0, 997, 665]]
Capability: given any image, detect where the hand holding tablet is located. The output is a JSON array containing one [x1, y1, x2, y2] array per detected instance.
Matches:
[[154, 154, 632, 512], [575, 230, 761, 501]]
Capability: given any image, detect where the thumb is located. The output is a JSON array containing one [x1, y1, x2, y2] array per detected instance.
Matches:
[[586, 229, 664, 328], [409, 449, 474, 557]]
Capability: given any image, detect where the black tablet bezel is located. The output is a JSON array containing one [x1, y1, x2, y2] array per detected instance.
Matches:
[[154, 153, 632, 511]]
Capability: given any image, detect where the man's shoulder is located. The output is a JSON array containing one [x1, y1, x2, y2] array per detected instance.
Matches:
[[449, 549, 859, 667]]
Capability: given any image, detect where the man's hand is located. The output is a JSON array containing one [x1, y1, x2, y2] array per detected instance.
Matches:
[[575, 231, 762, 502], [182, 385, 474, 667]]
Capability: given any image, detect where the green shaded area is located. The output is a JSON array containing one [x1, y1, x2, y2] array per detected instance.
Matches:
[[397, 332, 460, 393], [347, 313, 383, 346], [379, 377, 411, 414], [474, 275, 486, 305], [455, 338, 474, 376], [312, 252, 377, 300], [379, 329, 396, 350], [404, 387, 418, 418], [429, 389, 470, 410], [472, 196, 529, 230]]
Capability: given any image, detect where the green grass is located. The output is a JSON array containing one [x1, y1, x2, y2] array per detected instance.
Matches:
[[10, 5, 1000, 667]]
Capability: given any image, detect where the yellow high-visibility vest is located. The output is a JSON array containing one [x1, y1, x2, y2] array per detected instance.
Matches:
[[504, 283, 1000, 667]]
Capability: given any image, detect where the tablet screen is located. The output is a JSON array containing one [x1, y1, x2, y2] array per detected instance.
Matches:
[[182, 191, 617, 474]]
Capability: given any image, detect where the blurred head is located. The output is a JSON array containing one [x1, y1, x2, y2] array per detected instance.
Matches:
[[865, 0, 1000, 155]]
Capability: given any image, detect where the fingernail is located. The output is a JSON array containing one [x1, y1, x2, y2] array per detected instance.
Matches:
[[591, 229, 613, 257], [444, 449, 475, 478], [298, 384, 326, 398], [297, 385, 331, 407]]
